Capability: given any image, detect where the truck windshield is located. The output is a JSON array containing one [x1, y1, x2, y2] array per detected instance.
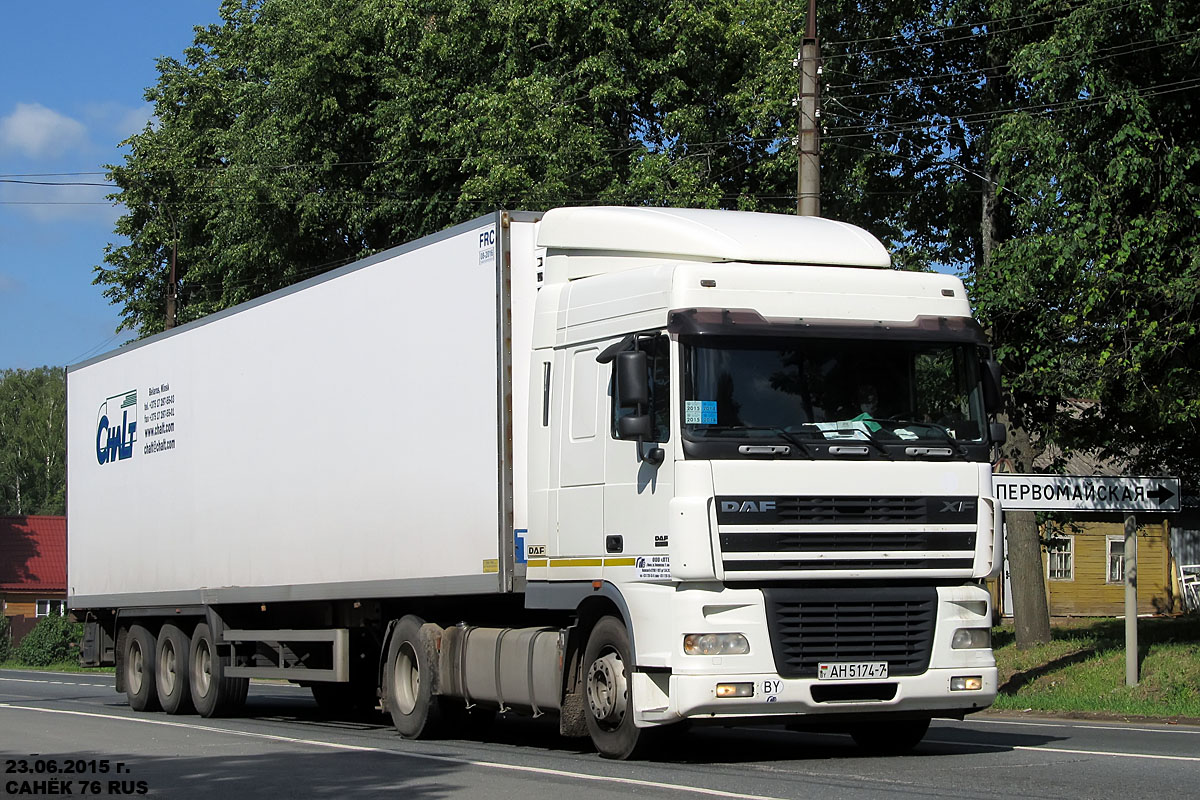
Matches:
[[682, 336, 988, 457]]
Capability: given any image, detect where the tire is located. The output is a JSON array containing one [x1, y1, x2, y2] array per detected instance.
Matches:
[[123, 624, 160, 712], [155, 623, 194, 715], [582, 616, 642, 760], [188, 622, 249, 718], [850, 717, 931, 755], [384, 615, 443, 738]]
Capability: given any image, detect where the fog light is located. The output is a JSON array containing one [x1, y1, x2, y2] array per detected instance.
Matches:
[[716, 682, 754, 698], [684, 633, 750, 656], [951, 627, 991, 649], [951, 675, 984, 691]]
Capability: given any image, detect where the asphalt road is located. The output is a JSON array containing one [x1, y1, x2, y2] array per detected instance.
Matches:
[[2, 669, 1198, 799]]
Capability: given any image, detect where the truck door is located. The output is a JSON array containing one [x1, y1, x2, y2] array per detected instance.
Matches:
[[554, 346, 606, 559], [603, 334, 674, 573]]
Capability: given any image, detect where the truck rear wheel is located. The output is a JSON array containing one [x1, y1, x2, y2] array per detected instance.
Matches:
[[155, 624, 193, 715], [189, 623, 248, 717], [583, 616, 642, 760], [384, 615, 443, 738], [850, 717, 931, 755], [123, 624, 160, 712]]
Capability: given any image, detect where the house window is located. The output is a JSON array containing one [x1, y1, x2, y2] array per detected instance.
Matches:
[[1047, 536, 1074, 581], [1107, 537, 1126, 584], [36, 599, 65, 617]]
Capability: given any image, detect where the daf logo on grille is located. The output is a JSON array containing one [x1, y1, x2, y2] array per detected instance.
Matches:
[[940, 500, 976, 514], [721, 500, 776, 513]]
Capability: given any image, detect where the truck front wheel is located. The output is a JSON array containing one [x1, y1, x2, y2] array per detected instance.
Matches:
[[583, 616, 642, 759], [123, 624, 160, 712], [188, 623, 248, 717], [384, 615, 443, 738]]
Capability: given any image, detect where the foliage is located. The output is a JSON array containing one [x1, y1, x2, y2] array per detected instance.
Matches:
[[0, 615, 11, 663], [15, 610, 83, 668], [975, 0, 1200, 484], [98, 0, 811, 336], [0, 367, 66, 516]]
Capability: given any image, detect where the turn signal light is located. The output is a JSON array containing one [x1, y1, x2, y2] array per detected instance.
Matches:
[[951, 675, 984, 691], [715, 683, 754, 698]]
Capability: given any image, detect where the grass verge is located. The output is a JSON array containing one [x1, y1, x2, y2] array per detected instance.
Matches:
[[0, 660, 113, 674], [992, 615, 1200, 719]]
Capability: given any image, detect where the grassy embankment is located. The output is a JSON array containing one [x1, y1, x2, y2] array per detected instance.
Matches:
[[992, 615, 1200, 719], [0, 659, 112, 673]]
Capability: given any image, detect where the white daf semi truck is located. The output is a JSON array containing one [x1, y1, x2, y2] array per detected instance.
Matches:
[[68, 207, 1004, 759]]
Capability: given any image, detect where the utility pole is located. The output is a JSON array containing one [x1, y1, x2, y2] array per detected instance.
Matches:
[[795, 0, 821, 216]]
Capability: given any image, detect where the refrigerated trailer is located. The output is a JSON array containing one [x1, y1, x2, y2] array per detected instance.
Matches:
[[68, 207, 1005, 759]]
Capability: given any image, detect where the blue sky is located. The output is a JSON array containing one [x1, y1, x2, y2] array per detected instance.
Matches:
[[0, 1, 222, 371]]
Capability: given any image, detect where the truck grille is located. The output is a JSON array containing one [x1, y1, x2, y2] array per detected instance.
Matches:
[[762, 586, 937, 678], [716, 495, 978, 575], [715, 495, 976, 525], [720, 531, 976, 552]]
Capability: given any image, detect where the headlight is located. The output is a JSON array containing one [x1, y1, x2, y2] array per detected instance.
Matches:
[[951, 627, 991, 649], [683, 633, 750, 655]]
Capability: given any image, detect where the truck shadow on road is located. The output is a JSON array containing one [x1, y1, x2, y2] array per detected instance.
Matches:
[[240, 693, 1066, 764]]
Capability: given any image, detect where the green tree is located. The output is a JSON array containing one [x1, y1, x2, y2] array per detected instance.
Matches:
[[98, 0, 810, 335], [0, 368, 66, 516]]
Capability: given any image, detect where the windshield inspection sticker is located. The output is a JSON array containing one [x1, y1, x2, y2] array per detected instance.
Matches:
[[635, 555, 671, 580], [685, 400, 718, 425]]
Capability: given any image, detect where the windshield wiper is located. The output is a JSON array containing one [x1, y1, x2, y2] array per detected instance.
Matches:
[[867, 417, 969, 459]]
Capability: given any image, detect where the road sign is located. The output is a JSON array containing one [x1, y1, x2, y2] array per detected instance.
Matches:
[[992, 474, 1180, 512]]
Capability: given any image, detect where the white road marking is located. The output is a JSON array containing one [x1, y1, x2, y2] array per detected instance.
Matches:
[[1012, 745, 1200, 762], [0, 677, 109, 688], [0, 703, 788, 800], [964, 717, 1200, 736]]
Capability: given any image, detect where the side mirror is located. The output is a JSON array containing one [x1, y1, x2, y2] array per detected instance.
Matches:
[[989, 421, 1008, 446], [983, 359, 1003, 413], [615, 350, 649, 407], [618, 414, 652, 440]]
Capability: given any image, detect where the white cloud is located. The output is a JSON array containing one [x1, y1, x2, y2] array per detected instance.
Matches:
[[0, 102, 89, 159]]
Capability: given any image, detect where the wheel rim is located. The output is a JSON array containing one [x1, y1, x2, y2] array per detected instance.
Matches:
[[193, 639, 212, 698], [586, 649, 628, 728], [127, 640, 145, 694], [393, 642, 419, 715], [159, 640, 177, 695]]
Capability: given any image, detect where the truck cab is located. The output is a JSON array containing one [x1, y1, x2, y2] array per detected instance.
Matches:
[[524, 207, 1001, 757]]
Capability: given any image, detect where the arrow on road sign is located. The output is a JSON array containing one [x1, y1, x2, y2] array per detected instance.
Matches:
[[1148, 484, 1175, 506]]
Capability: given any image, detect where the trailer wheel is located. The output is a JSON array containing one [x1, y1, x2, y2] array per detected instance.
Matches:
[[188, 623, 248, 718], [155, 624, 193, 715], [123, 624, 160, 712], [850, 717, 931, 755], [583, 616, 643, 759], [384, 615, 442, 738]]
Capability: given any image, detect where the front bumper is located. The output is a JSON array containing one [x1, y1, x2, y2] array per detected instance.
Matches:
[[634, 666, 997, 725]]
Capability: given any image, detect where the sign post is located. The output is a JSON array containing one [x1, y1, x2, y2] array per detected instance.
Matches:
[[992, 474, 1180, 687], [1124, 513, 1138, 686]]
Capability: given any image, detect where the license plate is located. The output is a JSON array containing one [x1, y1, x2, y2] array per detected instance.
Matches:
[[817, 661, 889, 680]]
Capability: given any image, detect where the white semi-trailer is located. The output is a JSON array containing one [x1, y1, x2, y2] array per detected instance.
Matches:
[[68, 207, 1004, 759]]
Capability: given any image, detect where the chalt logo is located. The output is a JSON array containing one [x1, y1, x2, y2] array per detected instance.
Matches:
[[96, 390, 137, 465]]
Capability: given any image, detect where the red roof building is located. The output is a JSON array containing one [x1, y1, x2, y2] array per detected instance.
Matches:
[[1, 516, 68, 646]]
